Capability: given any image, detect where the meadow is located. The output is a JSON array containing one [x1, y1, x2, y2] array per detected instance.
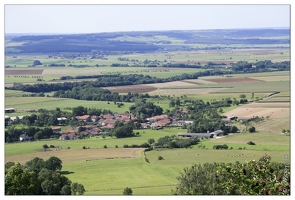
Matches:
[[5, 129, 290, 195]]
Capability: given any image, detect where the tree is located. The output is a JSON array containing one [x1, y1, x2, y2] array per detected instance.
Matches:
[[25, 157, 46, 174], [71, 182, 86, 195], [169, 99, 176, 108], [175, 98, 181, 106], [32, 60, 42, 66], [173, 155, 290, 195], [38, 168, 72, 195], [60, 185, 72, 195], [173, 162, 230, 195], [123, 187, 133, 195], [239, 94, 246, 98], [45, 156, 62, 171], [148, 138, 155, 144], [72, 106, 87, 116], [218, 155, 290, 195], [248, 126, 256, 133], [5, 163, 39, 195]]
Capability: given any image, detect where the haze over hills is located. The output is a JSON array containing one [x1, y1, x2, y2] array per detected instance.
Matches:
[[5, 28, 290, 54]]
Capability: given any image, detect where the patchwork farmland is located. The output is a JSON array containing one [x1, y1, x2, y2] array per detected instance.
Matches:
[[4, 28, 290, 195]]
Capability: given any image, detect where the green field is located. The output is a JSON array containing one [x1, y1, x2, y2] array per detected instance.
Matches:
[[5, 128, 290, 195], [4, 96, 134, 117]]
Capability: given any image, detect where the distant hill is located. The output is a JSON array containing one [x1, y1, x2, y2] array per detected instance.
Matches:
[[5, 28, 290, 54]]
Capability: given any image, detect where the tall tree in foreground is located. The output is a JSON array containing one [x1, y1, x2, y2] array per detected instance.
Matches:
[[173, 155, 290, 195]]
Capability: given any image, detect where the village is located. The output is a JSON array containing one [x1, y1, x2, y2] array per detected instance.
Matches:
[[55, 107, 227, 140], [5, 107, 229, 142]]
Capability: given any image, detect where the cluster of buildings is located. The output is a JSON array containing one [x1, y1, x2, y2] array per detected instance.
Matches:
[[58, 109, 195, 140], [6, 107, 229, 141]]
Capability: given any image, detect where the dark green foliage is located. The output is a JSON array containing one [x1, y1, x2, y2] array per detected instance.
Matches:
[[25, 157, 46, 174], [129, 101, 163, 119], [158, 156, 164, 160], [248, 126, 256, 133], [213, 144, 228, 149], [71, 182, 86, 195], [247, 141, 256, 145], [5, 163, 39, 195], [173, 162, 231, 195], [123, 187, 133, 195], [148, 138, 155, 144], [45, 156, 62, 171], [5, 156, 84, 195], [32, 60, 42, 66], [173, 155, 290, 195], [112, 120, 135, 138], [219, 155, 290, 195], [155, 135, 199, 149]]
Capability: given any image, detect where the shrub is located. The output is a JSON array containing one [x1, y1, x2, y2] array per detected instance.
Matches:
[[123, 144, 129, 148], [158, 156, 164, 160], [103, 145, 107, 148], [248, 126, 256, 133], [247, 141, 256, 145], [115, 145, 118, 148], [213, 144, 228, 150], [123, 187, 133, 195], [145, 157, 149, 163]]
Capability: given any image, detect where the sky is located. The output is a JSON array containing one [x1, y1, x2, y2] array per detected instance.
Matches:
[[4, 4, 291, 34]]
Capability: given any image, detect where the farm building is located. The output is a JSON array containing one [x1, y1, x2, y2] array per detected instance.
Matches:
[[10, 116, 24, 121], [178, 130, 224, 138], [57, 117, 67, 124], [76, 115, 91, 122], [5, 108, 15, 113], [184, 119, 194, 124], [19, 134, 29, 141], [5, 116, 11, 123], [178, 133, 212, 139], [52, 126, 62, 133]]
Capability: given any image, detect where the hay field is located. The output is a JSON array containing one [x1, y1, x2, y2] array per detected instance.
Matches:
[[223, 102, 290, 133], [5, 148, 144, 165]]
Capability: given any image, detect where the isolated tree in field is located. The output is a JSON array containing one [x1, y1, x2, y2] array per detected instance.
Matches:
[[248, 126, 256, 133], [123, 187, 133, 195], [32, 60, 42, 66]]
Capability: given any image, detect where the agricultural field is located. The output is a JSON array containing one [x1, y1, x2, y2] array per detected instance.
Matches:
[[5, 129, 290, 195], [4, 29, 291, 195], [4, 96, 134, 117]]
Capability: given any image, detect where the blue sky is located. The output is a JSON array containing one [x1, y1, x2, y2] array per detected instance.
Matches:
[[4, 4, 290, 34]]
